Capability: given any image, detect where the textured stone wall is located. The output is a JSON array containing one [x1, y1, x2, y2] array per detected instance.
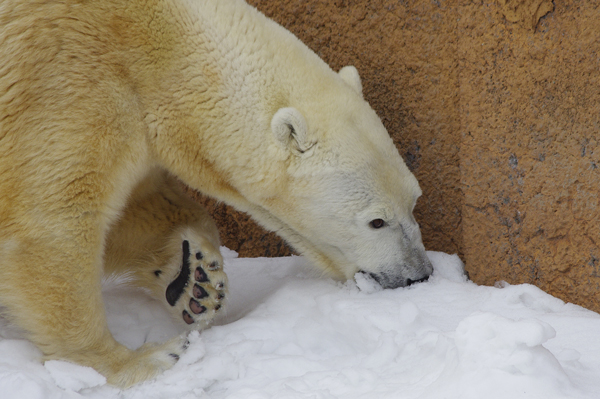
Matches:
[[458, 1, 600, 310], [192, 0, 600, 312]]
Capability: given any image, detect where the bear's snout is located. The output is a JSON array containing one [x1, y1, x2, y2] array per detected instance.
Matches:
[[366, 269, 430, 289], [365, 251, 433, 289]]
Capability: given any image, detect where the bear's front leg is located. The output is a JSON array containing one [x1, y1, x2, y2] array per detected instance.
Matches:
[[104, 170, 227, 330], [0, 227, 187, 388]]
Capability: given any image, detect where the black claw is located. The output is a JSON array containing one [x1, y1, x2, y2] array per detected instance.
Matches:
[[166, 241, 192, 306], [214, 304, 221, 311], [208, 261, 220, 271], [196, 251, 203, 260], [217, 293, 225, 300], [154, 269, 162, 277], [169, 353, 180, 361], [215, 282, 224, 290], [195, 267, 209, 282]]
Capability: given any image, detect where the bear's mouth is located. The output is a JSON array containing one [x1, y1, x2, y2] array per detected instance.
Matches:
[[359, 270, 430, 289]]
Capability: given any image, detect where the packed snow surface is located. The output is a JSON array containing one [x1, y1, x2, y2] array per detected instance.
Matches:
[[1, 249, 599, 398]]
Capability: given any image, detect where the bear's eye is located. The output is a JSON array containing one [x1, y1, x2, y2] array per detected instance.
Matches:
[[369, 219, 385, 229]]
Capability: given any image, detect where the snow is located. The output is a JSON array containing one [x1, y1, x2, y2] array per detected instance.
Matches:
[[45, 361, 106, 392], [1, 248, 600, 398]]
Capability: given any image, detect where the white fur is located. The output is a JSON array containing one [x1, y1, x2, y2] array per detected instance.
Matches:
[[338, 65, 363, 97], [271, 107, 315, 155]]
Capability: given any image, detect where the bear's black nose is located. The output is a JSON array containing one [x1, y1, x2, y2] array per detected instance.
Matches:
[[406, 275, 429, 286]]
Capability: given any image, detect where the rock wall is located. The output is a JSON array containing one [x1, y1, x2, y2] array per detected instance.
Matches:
[[193, 0, 600, 312], [458, 0, 600, 310]]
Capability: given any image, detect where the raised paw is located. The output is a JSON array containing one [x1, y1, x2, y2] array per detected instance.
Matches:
[[162, 237, 227, 329]]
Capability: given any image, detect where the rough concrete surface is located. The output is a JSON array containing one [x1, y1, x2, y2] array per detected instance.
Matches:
[[458, 0, 600, 311], [192, 0, 600, 312]]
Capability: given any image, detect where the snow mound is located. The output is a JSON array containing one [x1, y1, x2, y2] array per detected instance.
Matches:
[[45, 361, 106, 392], [0, 249, 599, 398]]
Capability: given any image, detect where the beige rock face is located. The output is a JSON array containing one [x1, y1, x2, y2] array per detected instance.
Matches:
[[458, 1, 600, 311], [193, 0, 600, 312], [497, 0, 554, 30]]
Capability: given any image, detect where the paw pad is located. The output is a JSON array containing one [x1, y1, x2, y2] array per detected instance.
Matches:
[[189, 298, 206, 314], [182, 310, 194, 325], [166, 239, 227, 328], [195, 267, 208, 282], [165, 240, 192, 306], [193, 284, 208, 299]]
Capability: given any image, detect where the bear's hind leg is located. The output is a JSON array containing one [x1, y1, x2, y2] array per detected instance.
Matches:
[[161, 231, 227, 328], [104, 170, 227, 330]]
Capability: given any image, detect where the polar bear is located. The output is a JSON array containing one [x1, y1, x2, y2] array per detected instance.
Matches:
[[0, 0, 432, 388]]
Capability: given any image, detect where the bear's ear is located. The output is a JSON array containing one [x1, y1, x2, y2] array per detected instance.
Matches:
[[271, 107, 316, 155], [338, 65, 363, 98]]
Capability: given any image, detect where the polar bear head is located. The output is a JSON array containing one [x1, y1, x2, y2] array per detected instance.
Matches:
[[242, 65, 433, 289]]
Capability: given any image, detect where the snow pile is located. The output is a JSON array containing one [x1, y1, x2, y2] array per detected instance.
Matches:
[[0, 249, 599, 398], [45, 361, 106, 392]]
